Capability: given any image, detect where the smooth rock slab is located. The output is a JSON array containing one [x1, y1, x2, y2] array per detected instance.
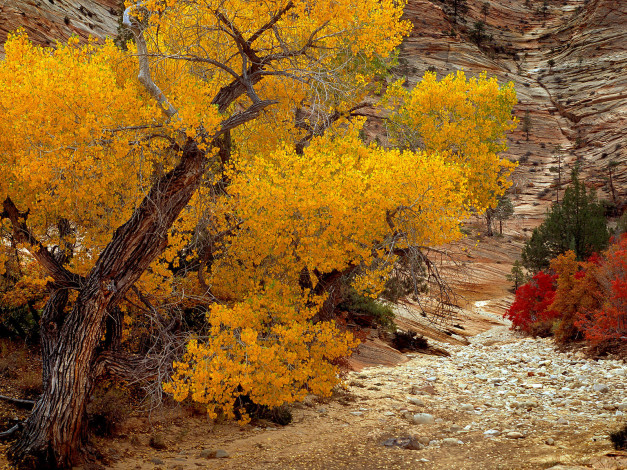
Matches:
[[593, 383, 610, 393], [413, 413, 435, 425], [506, 432, 525, 439], [442, 438, 463, 446]]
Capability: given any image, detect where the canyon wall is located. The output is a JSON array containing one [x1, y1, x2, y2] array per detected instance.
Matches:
[[0, 0, 118, 54], [396, 0, 626, 216]]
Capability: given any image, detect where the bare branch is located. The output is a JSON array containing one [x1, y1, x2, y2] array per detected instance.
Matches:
[[262, 21, 330, 63], [0, 424, 21, 439], [0, 395, 35, 409], [143, 53, 243, 84], [212, 8, 262, 65], [214, 99, 278, 137], [248, 2, 295, 45], [123, 5, 177, 119]]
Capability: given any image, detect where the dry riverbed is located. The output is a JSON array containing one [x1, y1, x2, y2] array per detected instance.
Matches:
[[82, 318, 627, 470]]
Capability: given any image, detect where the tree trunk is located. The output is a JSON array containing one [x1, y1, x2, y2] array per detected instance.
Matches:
[[486, 210, 494, 237], [9, 140, 207, 469], [9, 292, 108, 469]]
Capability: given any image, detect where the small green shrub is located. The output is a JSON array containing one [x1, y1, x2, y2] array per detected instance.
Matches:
[[338, 289, 396, 331]]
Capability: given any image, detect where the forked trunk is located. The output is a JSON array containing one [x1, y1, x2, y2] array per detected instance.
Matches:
[[9, 141, 207, 469]]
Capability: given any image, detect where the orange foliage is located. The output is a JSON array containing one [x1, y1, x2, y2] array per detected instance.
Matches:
[[576, 235, 627, 347], [549, 251, 602, 343]]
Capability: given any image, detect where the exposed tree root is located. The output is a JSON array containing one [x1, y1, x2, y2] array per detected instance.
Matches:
[[0, 395, 36, 408], [0, 424, 21, 439]]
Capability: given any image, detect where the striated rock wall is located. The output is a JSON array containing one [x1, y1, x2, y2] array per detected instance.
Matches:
[[396, 0, 627, 217], [544, 1, 627, 200], [0, 0, 119, 54]]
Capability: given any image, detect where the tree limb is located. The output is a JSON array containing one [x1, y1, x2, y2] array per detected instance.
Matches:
[[248, 2, 295, 45], [0, 424, 21, 439], [123, 5, 177, 119], [93, 350, 157, 383], [1, 197, 83, 289], [214, 100, 278, 137]]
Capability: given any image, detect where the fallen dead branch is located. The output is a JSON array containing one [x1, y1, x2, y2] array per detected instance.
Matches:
[[0, 395, 35, 408]]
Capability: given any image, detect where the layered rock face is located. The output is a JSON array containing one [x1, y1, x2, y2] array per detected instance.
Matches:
[[0, 0, 119, 54], [396, 0, 627, 216], [1, 0, 625, 216], [545, 1, 627, 200]]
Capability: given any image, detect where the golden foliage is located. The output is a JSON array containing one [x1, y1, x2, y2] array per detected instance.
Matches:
[[385, 71, 518, 211], [0, 0, 517, 420]]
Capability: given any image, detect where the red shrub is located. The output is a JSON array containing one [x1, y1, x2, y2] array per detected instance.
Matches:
[[577, 234, 627, 347], [550, 251, 602, 344], [505, 271, 558, 335]]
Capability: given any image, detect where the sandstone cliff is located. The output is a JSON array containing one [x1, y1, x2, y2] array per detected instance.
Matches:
[[0, 0, 119, 54], [395, 0, 626, 217]]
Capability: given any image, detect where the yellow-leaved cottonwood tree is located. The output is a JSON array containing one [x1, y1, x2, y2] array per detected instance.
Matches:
[[0, 0, 516, 467]]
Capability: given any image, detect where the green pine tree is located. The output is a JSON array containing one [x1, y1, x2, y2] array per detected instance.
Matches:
[[506, 260, 528, 292], [521, 171, 609, 273], [485, 195, 514, 236]]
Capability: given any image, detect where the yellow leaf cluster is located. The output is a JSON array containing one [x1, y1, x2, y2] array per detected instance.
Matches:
[[385, 70, 518, 211], [164, 284, 358, 422]]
